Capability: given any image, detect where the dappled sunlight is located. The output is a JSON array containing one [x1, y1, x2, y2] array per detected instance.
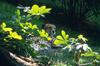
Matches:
[[0, 0, 100, 66]]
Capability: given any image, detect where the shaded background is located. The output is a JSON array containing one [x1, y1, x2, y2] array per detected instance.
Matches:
[[0, 0, 100, 46]]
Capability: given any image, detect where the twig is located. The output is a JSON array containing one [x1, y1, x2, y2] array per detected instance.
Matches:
[[79, 62, 92, 66], [9, 52, 38, 66]]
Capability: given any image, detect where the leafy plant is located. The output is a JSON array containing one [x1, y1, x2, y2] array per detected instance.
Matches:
[[28, 4, 51, 17], [38, 29, 51, 41], [0, 4, 52, 57], [53, 30, 100, 66], [0, 22, 22, 40], [54, 30, 69, 45]]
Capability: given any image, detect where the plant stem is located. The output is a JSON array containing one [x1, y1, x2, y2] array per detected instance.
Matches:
[[74, 51, 81, 66]]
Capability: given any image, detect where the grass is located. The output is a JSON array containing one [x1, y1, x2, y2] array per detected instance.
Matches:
[[38, 49, 73, 66], [38, 47, 100, 66]]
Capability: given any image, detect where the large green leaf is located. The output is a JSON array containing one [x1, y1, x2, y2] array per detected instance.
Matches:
[[54, 30, 69, 45], [28, 4, 39, 15], [78, 35, 88, 42], [61, 30, 66, 38], [81, 51, 94, 57], [54, 39, 64, 45], [95, 54, 100, 60], [56, 35, 63, 40], [1, 22, 6, 28], [28, 4, 51, 16]]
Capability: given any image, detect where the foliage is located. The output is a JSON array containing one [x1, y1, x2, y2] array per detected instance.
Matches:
[[28, 4, 51, 17], [0, 1, 16, 20], [54, 0, 100, 22], [53, 30, 100, 66], [0, 4, 52, 57], [1, 22, 22, 40], [54, 30, 69, 45], [0, 2, 100, 66], [38, 29, 52, 41]]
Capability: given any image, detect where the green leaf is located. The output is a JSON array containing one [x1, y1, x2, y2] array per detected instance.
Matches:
[[81, 51, 94, 57], [87, 46, 92, 52], [32, 4, 39, 15], [43, 8, 51, 13], [19, 23, 24, 28], [39, 6, 46, 14], [3, 28, 13, 32], [95, 54, 100, 60], [16, 9, 20, 16], [28, 4, 39, 15], [38, 29, 48, 37], [54, 30, 69, 45], [47, 37, 52, 41], [56, 35, 63, 40], [61, 30, 66, 37], [1, 22, 6, 28], [65, 35, 69, 40], [61, 30, 69, 40], [32, 25, 38, 29], [66, 45, 71, 49], [78, 35, 88, 42], [94, 52, 100, 60], [39, 5, 51, 14], [28, 4, 51, 16], [54, 39, 64, 45]]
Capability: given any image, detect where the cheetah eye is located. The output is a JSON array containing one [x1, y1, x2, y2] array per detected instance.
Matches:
[[52, 30, 55, 34], [51, 29, 55, 35]]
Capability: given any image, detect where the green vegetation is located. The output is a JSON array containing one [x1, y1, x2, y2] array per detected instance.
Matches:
[[0, 1, 16, 20], [0, 1, 100, 66], [53, 30, 100, 66]]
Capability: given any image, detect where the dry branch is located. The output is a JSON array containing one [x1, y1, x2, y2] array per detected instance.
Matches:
[[0, 47, 39, 66]]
